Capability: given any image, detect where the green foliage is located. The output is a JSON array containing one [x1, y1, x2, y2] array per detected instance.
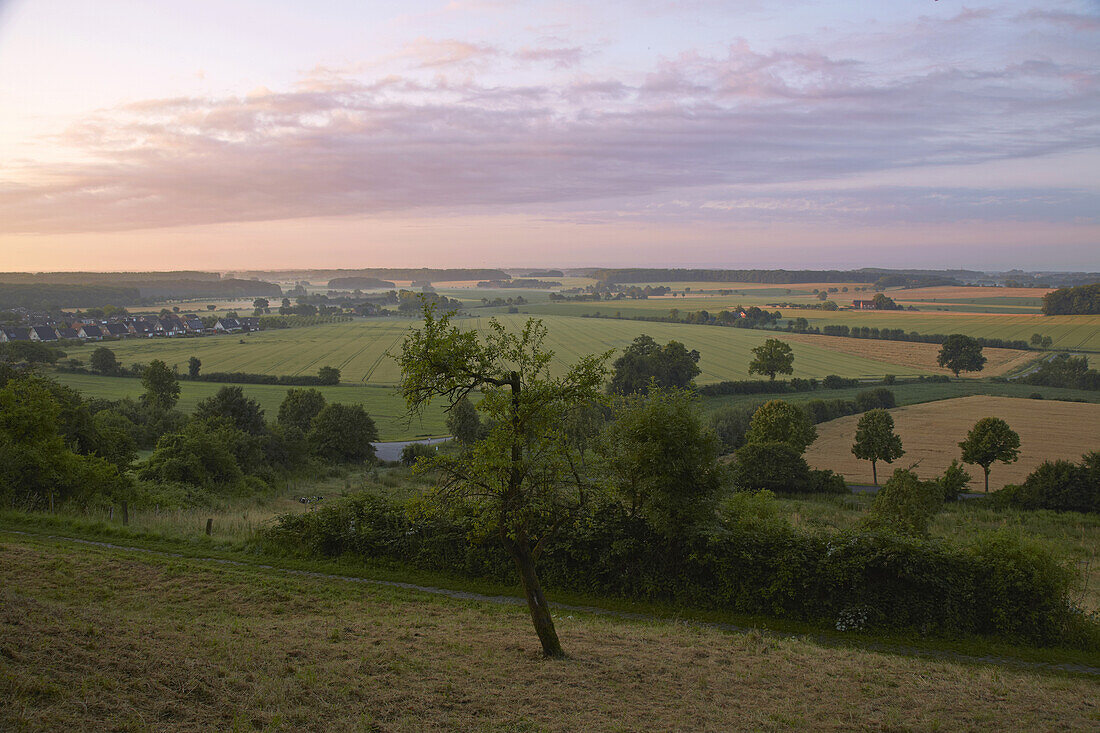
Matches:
[[0, 377, 130, 510], [937, 334, 987, 377], [308, 403, 378, 463], [263, 492, 1084, 647], [855, 387, 896, 411], [400, 442, 437, 467], [747, 338, 794, 381], [862, 468, 944, 537], [596, 388, 723, 537], [709, 404, 755, 453], [277, 387, 327, 433], [730, 441, 811, 492], [998, 452, 1099, 513], [317, 365, 341, 385], [1021, 354, 1100, 390], [607, 334, 700, 395], [1041, 283, 1100, 315], [445, 396, 484, 446], [938, 459, 972, 501], [959, 417, 1021, 492], [851, 409, 904, 485], [745, 400, 817, 453], [140, 359, 180, 412], [195, 385, 266, 435], [138, 420, 245, 490], [187, 356, 201, 378], [0, 340, 63, 364], [90, 347, 120, 375]]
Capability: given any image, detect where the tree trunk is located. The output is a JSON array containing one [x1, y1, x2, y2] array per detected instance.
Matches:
[[506, 536, 564, 658], [984, 466, 990, 493], [871, 460, 878, 486]]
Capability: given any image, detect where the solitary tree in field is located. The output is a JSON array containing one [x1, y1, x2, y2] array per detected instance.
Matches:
[[937, 334, 986, 377], [748, 339, 794, 381], [140, 360, 179, 412], [445, 396, 483, 446], [398, 304, 610, 657], [607, 334, 700, 395], [90, 346, 119, 376], [959, 417, 1020, 492], [851, 408, 904, 485], [187, 356, 201, 378]]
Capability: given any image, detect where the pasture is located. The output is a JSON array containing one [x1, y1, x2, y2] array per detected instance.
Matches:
[[805, 395, 1100, 491], [3, 534, 1098, 732], [62, 314, 940, 386], [51, 372, 447, 441]]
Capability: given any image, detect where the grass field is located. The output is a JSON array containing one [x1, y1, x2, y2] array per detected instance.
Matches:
[[3, 534, 1098, 732], [63, 314, 940, 385], [805, 396, 1100, 491], [50, 372, 447, 441], [780, 332, 1039, 377]]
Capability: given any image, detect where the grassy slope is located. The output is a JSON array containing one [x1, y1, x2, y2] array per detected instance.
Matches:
[[3, 533, 1098, 732]]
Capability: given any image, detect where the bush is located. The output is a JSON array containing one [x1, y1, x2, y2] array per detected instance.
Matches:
[[709, 404, 755, 452], [260, 492, 1087, 646], [823, 374, 859, 389], [998, 453, 1099, 513], [730, 441, 812, 492], [862, 468, 944, 537], [938, 459, 972, 501], [400, 442, 437, 467]]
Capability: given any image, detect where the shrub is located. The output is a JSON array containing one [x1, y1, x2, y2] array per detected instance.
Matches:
[[400, 442, 437, 467], [998, 453, 1099, 513], [938, 459, 972, 501], [730, 441, 811, 492], [709, 404, 755, 452], [745, 400, 817, 452], [861, 468, 944, 537]]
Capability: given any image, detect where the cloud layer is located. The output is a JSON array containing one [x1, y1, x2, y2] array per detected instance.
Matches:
[[1, 4, 1098, 236]]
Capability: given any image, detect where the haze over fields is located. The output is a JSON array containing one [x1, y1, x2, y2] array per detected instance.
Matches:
[[1, 1, 1098, 271]]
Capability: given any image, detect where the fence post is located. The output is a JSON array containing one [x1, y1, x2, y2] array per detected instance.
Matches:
[[205, 518, 213, 536]]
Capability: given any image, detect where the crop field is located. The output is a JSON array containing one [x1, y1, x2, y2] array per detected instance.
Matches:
[[778, 309, 1100, 351], [51, 372, 447, 441], [780, 332, 1039, 377], [63, 314, 940, 387], [3, 534, 1098, 732], [804, 396, 1100, 491]]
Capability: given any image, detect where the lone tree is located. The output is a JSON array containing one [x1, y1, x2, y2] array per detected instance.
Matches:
[[445, 396, 484, 446], [937, 334, 986, 377], [308, 403, 377, 463], [317, 365, 341, 385], [744, 400, 817, 453], [748, 338, 794, 381], [959, 417, 1021, 492], [608, 334, 699, 395], [398, 304, 610, 658], [90, 346, 119, 376], [850, 408, 904, 485], [140, 360, 179, 412], [187, 356, 201, 378]]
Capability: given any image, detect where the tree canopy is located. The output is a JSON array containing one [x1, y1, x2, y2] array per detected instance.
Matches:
[[607, 334, 700, 395], [959, 417, 1021, 492], [398, 304, 610, 657], [278, 388, 327, 433], [748, 339, 794, 380], [850, 408, 904, 485], [937, 334, 986, 377], [308, 403, 378, 463], [745, 400, 817, 453], [140, 360, 180, 412]]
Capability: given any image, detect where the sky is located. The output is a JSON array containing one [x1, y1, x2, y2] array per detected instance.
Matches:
[[0, 0, 1098, 272]]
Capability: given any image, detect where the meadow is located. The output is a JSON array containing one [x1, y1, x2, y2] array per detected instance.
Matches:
[[3, 532, 1098, 732], [804, 395, 1100, 491], [63, 313, 940, 386]]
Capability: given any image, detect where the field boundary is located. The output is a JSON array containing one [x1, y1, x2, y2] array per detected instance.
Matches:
[[4, 527, 1097, 677]]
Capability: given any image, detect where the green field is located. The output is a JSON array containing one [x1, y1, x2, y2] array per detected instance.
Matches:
[[51, 372, 447, 441], [64, 314, 940, 387]]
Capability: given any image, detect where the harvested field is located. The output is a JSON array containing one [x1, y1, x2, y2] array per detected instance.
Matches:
[[3, 535, 1098, 732], [782, 332, 1039, 377], [889, 285, 1054, 301], [806, 396, 1100, 490]]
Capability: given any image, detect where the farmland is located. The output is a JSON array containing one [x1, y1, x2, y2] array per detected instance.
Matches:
[[3, 533, 1099, 732], [62, 314, 940, 385], [805, 395, 1100, 491]]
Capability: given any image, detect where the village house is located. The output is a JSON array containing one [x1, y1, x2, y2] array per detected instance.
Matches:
[[30, 325, 59, 342], [0, 327, 31, 343], [78, 325, 104, 340], [214, 317, 243, 333]]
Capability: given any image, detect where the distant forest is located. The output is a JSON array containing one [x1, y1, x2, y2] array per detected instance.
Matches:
[[0, 271, 221, 284], [0, 278, 282, 311], [326, 277, 397, 289], [593, 268, 961, 287], [232, 268, 510, 282], [1041, 283, 1100, 315]]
